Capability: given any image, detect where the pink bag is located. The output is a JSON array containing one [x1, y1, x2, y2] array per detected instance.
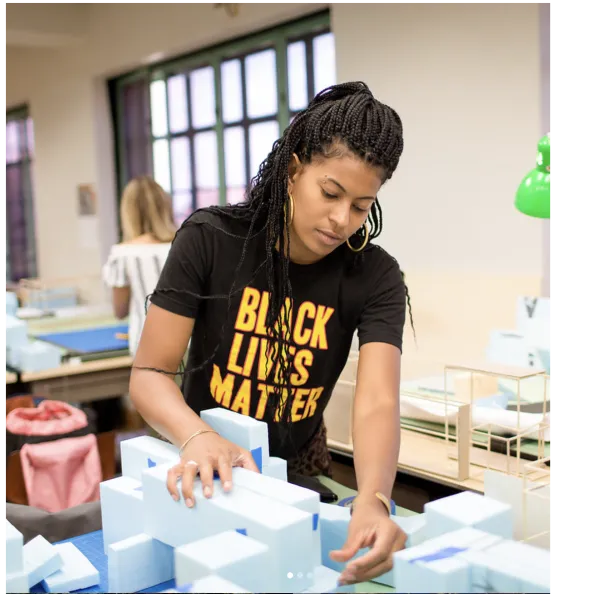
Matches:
[[6, 400, 88, 436], [19, 433, 102, 513], [8, 400, 102, 513]]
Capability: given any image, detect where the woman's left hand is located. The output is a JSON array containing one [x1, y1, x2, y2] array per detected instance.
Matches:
[[330, 496, 407, 586]]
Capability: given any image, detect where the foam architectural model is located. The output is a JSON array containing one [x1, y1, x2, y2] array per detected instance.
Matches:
[[487, 296, 550, 374], [19, 406, 546, 594], [6, 313, 63, 371], [5, 525, 101, 594]]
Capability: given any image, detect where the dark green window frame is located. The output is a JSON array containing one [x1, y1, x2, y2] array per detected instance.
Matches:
[[110, 9, 331, 215], [6, 105, 37, 283]]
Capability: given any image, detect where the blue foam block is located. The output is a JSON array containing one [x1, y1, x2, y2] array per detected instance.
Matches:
[[23, 535, 63, 588], [424, 491, 513, 539], [37, 324, 129, 354], [392, 527, 501, 594], [262, 456, 288, 481], [121, 435, 180, 482], [200, 407, 270, 470], [42, 542, 100, 592], [108, 533, 174, 592], [232, 466, 321, 568], [100, 475, 144, 553], [175, 530, 269, 591], [6, 520, 24, 574]]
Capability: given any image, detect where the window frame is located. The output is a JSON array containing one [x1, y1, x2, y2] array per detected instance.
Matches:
[[6, 104, 37, 282], [111, 9, 331, 213]]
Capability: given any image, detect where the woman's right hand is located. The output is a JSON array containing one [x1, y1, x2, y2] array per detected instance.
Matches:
[[166, 431, 259, 507]]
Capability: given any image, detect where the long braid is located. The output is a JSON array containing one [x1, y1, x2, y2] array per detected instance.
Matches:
[[140, 81, 415, 454]]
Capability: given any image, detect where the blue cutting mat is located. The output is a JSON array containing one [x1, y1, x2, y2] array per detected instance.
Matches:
[[37, 325, 129, 354], [30, 530, 175, 593]]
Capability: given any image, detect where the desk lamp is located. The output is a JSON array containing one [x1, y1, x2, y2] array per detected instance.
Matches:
[[515, 133, 550, 218]]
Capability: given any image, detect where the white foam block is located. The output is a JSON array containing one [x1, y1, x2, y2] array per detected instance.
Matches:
[[206, 483, 314, 592], [462, 540, 551, 594], [108, 533, 174, 593], [262, 456, 288, 481], [319, 503, 355, 573], [100, 475, 144, 554], [200, 407, 269, 470], [121, 435, 179, 482], [301, 565, 355, 593], [319, 503, 428, 584], [370, 514, 429, 587], [392, 527, 501, 594], [23, 535, 63, 588], [424, 491, 513, 539], [42, 542, 100, 592], [175, 530, 269, 592], [6, 521, 24, 574], [161, 575, 250, 592], [6, 571, 28, 594], [142, 463, 227, 548], [232, 467, 321, 567]]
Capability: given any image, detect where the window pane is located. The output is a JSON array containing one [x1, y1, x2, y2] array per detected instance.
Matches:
[[245, 49, 278, 119], [224, 126, 246, 204], [150, 80, 168, 137], [170, 137, 192, 192], [6, 121, 20, 164], [221, 60, 243, 124], [152, 139, 171, 193], [287, 41, 308, 112], [194, 131, 218, 189], [194, 131, 220, 208], [167, 74, 189, 134], [172, 191, 193, 227], [249, 120, 279, 180], [190, 67, 216, 129], [313, 33, 337, 95]]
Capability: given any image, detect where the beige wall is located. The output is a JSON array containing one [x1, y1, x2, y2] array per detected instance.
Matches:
[[7, 3, 546, 376]]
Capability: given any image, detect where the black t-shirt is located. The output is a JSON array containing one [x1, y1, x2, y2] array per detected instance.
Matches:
[[150, 210, 406, 459]]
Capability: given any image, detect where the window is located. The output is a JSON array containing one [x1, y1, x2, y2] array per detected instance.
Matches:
[[6, 106, 37, 282], [111, 10, 336, 227]]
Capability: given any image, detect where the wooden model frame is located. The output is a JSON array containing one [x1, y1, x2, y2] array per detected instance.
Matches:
[[521, 456, 551, 546], [443, 362, 550, 482]]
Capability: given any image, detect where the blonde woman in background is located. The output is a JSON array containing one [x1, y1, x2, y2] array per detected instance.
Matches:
[[103, 176, 176, 356]]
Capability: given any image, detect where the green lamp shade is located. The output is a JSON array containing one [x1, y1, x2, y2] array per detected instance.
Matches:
[[515, 134, 550, 219]]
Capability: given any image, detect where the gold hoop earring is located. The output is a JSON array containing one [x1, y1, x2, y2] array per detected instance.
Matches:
[[286, 192, 295, 226], [346, 223, 370, 252]]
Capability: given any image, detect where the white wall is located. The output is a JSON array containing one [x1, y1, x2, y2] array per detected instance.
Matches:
[[333, 2, 543, 276], [7, 3, 546, 373]]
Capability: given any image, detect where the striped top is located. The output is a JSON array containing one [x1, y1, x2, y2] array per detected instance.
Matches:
[[102, 242, 172, 355]]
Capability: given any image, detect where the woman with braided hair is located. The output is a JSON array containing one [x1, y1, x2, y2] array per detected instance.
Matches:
[[130, 81, 413, 584]]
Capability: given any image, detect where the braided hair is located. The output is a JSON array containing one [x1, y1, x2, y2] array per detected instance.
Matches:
[[145, 81, 414, 452]]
